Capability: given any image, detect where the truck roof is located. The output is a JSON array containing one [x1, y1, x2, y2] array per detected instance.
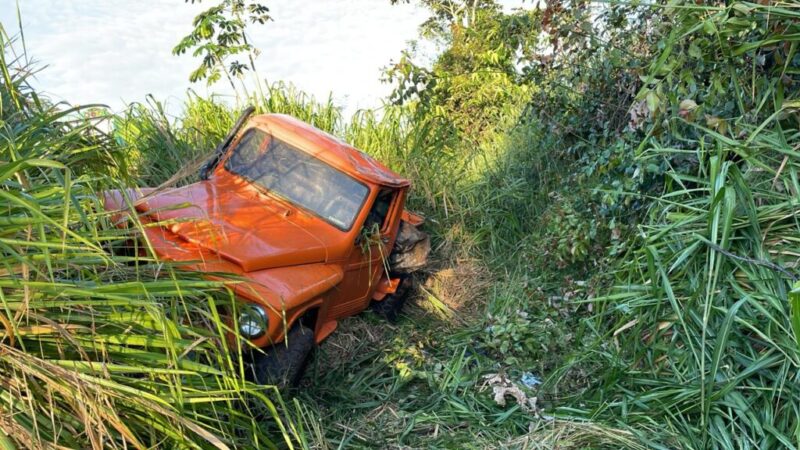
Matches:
[[249, 114, 410, 188]]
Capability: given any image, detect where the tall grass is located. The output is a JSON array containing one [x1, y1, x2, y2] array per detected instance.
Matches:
[[115, 82, 345, 187], [0, 33, 300, 449], [561, 3, 800, 448]]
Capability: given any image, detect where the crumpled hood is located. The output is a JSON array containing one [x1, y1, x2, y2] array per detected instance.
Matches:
[[135, 177, 337, 272]]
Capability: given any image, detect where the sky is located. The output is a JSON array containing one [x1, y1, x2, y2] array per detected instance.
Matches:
[[0, 1, 528, 117]]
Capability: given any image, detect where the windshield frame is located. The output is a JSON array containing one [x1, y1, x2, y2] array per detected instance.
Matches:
[[220, 127, 373, 232]]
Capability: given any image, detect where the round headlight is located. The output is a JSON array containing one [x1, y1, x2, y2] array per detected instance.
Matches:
[[238, 304, 268, 339]]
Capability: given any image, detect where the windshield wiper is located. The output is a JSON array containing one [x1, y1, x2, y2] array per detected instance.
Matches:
[[199, 106, 256, 180]]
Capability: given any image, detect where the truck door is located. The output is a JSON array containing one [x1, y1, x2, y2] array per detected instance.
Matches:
[[327, 188, 398, 319]]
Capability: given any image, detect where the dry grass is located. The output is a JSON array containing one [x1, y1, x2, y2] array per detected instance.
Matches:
[[411, 258, 493, 324], [310, 316, 393, 374], [502, 420, 650, 450]]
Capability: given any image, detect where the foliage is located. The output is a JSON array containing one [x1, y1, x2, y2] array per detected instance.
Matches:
[[539, 194, 603, 266], [483, 310, 543, 365], [380, 1, 800, 447], [0, 34, 299, 449], [385, 0, 536, 144], [174, 0, 271, 89], [552, 3, 800, 448]]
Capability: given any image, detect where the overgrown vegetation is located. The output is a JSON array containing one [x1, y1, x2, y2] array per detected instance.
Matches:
[[0, 32, 301, 449], [3, 0, 800, 448], [571, 5, 800, 448]]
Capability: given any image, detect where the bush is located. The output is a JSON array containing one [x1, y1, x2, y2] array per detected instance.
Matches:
[[554, 3, 800, 447]]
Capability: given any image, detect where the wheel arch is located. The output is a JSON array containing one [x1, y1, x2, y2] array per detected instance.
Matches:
[[278, 299, 324, 343]]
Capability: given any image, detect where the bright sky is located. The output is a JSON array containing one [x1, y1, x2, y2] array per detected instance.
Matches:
[[0, 1, 528, 116]]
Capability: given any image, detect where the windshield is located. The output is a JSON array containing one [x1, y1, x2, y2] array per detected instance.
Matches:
[[223, 128, 370, 230]]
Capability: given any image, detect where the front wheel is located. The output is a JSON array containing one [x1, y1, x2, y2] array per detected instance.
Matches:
[[246, 325, 315, 389]]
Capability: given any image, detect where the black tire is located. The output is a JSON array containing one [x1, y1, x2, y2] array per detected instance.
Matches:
[[371, 275, 411, 322], [246, 325, 315, 389], [371, 293, 407, 322]]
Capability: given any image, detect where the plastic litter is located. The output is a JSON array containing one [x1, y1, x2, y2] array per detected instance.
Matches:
[[521, 372, 541, 389]]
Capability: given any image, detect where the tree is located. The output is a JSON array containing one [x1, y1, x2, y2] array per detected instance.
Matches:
[[385, 0, 539, 143], [173, 0, 271, 91], [390, 0, 497, 32]]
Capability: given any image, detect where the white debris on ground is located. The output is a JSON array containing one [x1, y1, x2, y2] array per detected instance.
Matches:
[[481, 373, 540, 413]]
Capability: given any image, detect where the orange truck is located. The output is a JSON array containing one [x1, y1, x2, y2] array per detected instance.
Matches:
[[104, 108, 429, 386]]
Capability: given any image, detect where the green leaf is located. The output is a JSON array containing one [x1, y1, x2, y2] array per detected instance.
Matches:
[[791, 284, 800, 349], [688, 42, 702, 59]]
